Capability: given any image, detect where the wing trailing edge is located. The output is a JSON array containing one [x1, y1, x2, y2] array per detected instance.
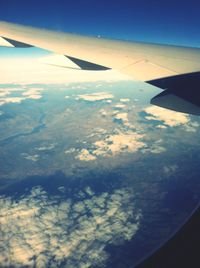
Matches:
[[0, 36, 33, 48]]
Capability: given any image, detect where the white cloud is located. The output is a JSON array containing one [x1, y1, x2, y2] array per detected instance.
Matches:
[[76, 127, 145, 161], [99, 109, 108, 117], [85, 186, 95, 196], [113, 112, 135, 129], [22, 88, 44, 96], [105, 100, 112, 103], [22, 88, 44, 100], [141, 139, 166, 154], [149, 145, 166, 154], [95, 84, 103, 88], [120, 98, 130, 102], [27, 94, 42, 100], [76, 149, 96, 161], [184, 124, 198, 132], [64, 148, 77, 154], [0, 91, 10, 97], [190, 121, 199, 127], [186, 121, 199, 132], [114, 112, 129, 124], [22, 153, 40, 162], [0, 87, 25, 92], [156, 124, 167, 129], [58, 186, 66, 193], [93, 130, 145, 157], [36, 144, 56, 151], [0, 97, 25, 106], [0, 186, 141, 267], [77, 92, 114, 102], [0, 86, 45, 106], [144, 106, 200, 133], [144, 106, 190, 127], [114, 103, 126, 109], [87, 128, 107, 138]]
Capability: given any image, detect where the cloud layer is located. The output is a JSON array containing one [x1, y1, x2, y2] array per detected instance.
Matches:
[[93, 131, 145, 157], [144, 106, 189, 127], [77, 92, 114, 102], [0, 186, 141, 268], [0, 87, 44, 106], [74, 128, 145, 162]]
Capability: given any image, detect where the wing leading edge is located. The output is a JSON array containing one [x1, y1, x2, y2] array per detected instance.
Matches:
[[0, 21, 200, 114]]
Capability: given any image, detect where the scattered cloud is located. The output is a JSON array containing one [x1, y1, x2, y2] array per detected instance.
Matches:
[[0, 186, 141, 267], [112, 112, 135, 129], [0, 97, 25, 106], [0, 86, 45, 106], [95, 128, 107, 135], [36, 144, 56, 151], [190, 121, 199, 127], [27, 94, 42, 100], [75, 98, 152, 161], [0, 87, 25, 92], [22, 88, 44, 96], [0, 91, 10, 97], [93, 130, 145, 157], [99, 109, 108, 117], [141, 139, 166, 154], [0, 87, 26, 104], [144, 106, 200, 133], [77, 92, 114, 102], [64, 148, 77, 154], [114, 103, 126, 109], [184, 123, 199, 132], [22, 88, 44, 100], [144, 106, 190, 127], [113, 112, 129, 124], [84, 186, 95, 196], [76, 149, 96, 161], [22, 153, 40, 162], [105, 99, 112, 103], [95, 84, 103, 88], [120, 98, 130, 102], [58, 186, 66, 193], [87, 128, 107, 138], [112, 110, 119, 116], [148, 145, 166, 154], [156, 125, 167, 129]]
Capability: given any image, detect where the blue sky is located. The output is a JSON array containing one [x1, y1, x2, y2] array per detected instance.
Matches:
[[0, 0, 200, 47]]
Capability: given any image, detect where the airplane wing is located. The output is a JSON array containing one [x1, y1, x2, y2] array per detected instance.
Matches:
[[0, 21, 200, 114]]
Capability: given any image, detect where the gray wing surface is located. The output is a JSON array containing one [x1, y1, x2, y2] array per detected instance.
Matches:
[[0, 21, 200, 114]]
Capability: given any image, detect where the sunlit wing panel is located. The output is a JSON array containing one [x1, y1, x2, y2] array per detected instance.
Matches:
[[1, 21, 200, 114], [0, 21, 200, 81]]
